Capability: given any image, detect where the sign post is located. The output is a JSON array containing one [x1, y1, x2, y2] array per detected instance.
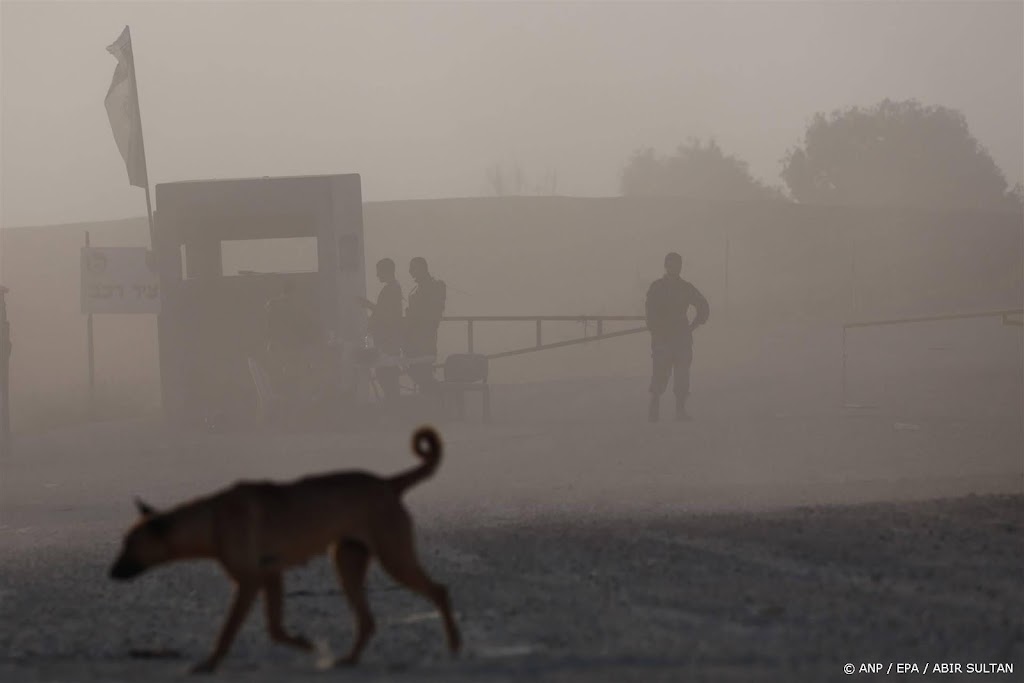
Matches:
[[80, 241, 161, 418]]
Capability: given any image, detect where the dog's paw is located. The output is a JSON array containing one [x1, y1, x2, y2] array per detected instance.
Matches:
[[275, 632, 314, 652], [313, 639, 334, 671], [188, 659, 218, 675], [333, 655, 359, 668], [292, 634, 315, 652]]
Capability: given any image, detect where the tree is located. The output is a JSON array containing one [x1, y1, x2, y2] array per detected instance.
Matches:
[[782, 99, 1020, 211], [1010, 182, 1024, 210], [621, 138, 785, 201]]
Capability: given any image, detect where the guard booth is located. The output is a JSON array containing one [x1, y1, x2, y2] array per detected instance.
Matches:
[[153, 174, 367, 425]]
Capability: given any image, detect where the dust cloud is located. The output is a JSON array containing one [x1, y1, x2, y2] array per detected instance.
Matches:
[[1, 2, 1022, 681]]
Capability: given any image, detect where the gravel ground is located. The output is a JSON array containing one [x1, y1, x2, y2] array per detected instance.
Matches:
[[1, 320, 1021, 682], [1, 496, 1021, 683]]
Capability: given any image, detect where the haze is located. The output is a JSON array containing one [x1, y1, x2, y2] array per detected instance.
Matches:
[[2, 0, 1022, 231], [1, 2, 1023, 681]]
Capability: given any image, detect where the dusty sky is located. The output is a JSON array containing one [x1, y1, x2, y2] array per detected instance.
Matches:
[[1, 0, 1022, 229]]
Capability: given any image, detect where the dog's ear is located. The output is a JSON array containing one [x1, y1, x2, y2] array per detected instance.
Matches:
[[134, 497, 157, 518]]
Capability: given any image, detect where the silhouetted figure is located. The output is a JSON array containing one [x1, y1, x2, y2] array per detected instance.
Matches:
[[265, 280, 318, 402], [404, 257, 446, 395], [360, 258, 404, 402], [645, 252, 709, 422]]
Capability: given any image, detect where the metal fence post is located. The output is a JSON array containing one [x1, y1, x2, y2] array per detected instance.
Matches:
[[85, 232, 95, 418], [0, 285, 11, 459], [841, 325, 847, 408]]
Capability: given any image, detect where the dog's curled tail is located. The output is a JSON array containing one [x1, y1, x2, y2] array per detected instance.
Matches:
[[389, 427, 443, 495]]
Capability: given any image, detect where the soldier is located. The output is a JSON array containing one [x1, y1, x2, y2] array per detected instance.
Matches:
[[404, 257, 446, 395], [359, 258, 404, 402], [645, 252, 709, 422]]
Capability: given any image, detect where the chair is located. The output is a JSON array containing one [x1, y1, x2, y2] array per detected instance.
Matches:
[[440, 353, 490, 422]]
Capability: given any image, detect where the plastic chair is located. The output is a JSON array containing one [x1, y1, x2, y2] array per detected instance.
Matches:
[[440, 353, 490, 422]]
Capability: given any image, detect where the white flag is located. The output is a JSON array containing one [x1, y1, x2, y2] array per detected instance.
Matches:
[[104, 26, 148, 188]]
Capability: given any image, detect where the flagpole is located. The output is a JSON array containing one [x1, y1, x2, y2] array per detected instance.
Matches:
[[104, 25, 165, 421], [143, 185, 155, 248], [124, 27, 166, 427]]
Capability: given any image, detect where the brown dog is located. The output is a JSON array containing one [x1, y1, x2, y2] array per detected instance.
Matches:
[[110, 427, 460, 673]]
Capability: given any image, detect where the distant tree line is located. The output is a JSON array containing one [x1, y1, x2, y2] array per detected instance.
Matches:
[[622, 99, 1023, 212], [486, 163, 559, 197], [622, 139, 785, 202]]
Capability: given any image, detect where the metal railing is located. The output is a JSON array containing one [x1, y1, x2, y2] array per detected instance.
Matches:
[[441, 315, 648, 360], [841, 308, 1024, 407]]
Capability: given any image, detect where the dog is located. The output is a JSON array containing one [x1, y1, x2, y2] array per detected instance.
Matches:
[[110, 426, 460, 673]]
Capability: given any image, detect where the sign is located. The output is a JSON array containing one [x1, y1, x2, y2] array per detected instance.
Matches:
[[81, 247, 160, 314]]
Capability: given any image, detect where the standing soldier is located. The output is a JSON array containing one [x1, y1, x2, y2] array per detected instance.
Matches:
[[645, 252, 709, 422], [404, 257, 446, 395], [359, 258, 404, 403]]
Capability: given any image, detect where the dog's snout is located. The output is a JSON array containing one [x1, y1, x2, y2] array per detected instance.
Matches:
[[109, 557, 144, 580]]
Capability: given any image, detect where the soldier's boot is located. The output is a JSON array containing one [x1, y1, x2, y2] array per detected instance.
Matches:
[[675, 397, 691, 422]]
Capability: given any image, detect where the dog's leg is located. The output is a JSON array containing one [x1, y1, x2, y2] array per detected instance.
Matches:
[[374, 518, 461, 656], [190, 580, 259, 674], [262, 573, 313, 652], [331, 540, 375, 666]]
